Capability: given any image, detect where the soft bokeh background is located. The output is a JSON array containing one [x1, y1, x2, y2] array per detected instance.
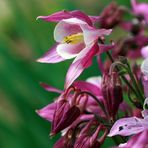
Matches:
[[0, 0, 145, 147]]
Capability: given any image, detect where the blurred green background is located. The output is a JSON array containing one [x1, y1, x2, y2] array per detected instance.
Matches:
[[0, 0, 145, 147]]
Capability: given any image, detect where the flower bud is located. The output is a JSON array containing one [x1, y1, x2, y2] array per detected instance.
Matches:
[[51, 99, 81, 135], [51, 86, 89, 135], [102, 72, 123, 120], [100, 2, 125, 29]]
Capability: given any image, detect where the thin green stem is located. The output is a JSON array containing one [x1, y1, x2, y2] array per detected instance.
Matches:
[[127, 63, 145, 102], [106, 51, 138, 97]]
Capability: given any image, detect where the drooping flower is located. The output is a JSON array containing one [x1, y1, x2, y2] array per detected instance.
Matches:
[[37, 75, 107, 135], [37, 75, 110, 137], [131, 0, 148, 23], [108, 98, 148, 137], [37, 85, 88, 135], [37, 76, 104, 121], [37, 10, 112, 88], [37, 76, 111, 147]]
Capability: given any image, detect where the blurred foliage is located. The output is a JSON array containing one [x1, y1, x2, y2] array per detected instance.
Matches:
[[0, 0, 146, 147]]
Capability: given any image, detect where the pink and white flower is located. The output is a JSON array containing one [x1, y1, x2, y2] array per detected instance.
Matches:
[[37, 10, 112, 88]]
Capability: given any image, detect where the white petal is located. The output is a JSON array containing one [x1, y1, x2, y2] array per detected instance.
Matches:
[[86, 76, 102, 87], [141, 58, 148, 75], [62, 18, 87, 25], [56, 43, 84, 59], [81, 25, 112, 45], [54, 19, 82, 43]]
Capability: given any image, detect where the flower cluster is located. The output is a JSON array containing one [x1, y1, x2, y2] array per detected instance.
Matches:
[[36, 0, 148, 147]]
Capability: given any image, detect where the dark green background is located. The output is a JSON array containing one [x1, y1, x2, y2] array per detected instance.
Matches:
[[0, 0, 146, 147]]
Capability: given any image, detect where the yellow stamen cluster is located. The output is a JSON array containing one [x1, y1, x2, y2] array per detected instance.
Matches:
[[63, 33, 84, 44]]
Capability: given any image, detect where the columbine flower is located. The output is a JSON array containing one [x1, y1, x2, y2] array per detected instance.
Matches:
[[37, 10, 112, 88], [141, 58, 148, 98], [37, 85, 88, 135], [37, 76, 106, 136], [108, 98, 148, 137], [131, 0, 148, 23], [37, 76, 111, 147]]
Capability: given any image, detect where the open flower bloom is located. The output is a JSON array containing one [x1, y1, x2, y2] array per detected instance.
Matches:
[[131, 0, 148, 23], [37, 10, 112, 88], [141, 58, 148, 97], [108, 98, 148, 137]]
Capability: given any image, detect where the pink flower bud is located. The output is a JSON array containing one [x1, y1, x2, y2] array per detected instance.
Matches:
[[102, 72, 123, 120], [100, 2, 125, 29]]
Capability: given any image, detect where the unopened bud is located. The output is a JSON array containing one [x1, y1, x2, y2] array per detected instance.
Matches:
[[100, 2, 125, 29], [102, 72, 123, 120]]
